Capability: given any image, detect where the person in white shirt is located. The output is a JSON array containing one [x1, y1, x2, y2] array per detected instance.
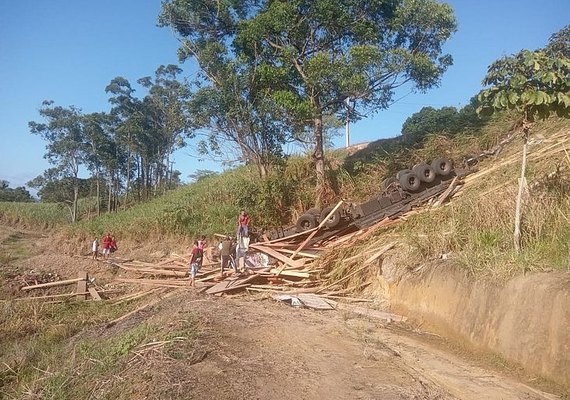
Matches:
[[92, 238, 99, 260]]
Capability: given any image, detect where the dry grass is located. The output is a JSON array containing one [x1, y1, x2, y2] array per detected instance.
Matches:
[[0, 295, 200, 399]]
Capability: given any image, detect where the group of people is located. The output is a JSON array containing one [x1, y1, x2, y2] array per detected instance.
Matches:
[[188, 210, 250, 287], [91, 233, 118, 260]]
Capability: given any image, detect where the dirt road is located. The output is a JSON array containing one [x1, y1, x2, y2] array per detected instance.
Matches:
[[0, 225, 562, 399], [119, 291, 559, 400]]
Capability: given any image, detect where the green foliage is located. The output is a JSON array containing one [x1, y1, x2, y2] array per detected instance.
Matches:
[[0, 201, 71, 227], [160, 0, 458, 193], [478, 49, 570, 123], [545, 24, 570, 58], [0, 181, 34, 202], [402, 98, 489, 144]]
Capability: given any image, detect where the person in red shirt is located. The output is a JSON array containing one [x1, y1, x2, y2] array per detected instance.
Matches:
[[102, 233, 112, 260], [188, 240, 203, 287], [237, 211, 250, 238]]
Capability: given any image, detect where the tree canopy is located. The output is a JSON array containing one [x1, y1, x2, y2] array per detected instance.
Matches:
[[0, 181, 34, 202], [160, 0, 457, 202]]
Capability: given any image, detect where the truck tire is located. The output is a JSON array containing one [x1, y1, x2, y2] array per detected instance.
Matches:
[[382, 177, 398, 190], [395, 169, 411, 180], [399, 172, 421, 192], [307, 207, 321, 216], [431, 158, 452, 176], [320, 206, 341, 229], [296, 213, 317, 232], [412, 163, 436, 183]]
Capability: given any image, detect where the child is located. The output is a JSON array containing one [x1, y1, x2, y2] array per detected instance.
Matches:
[[197, 235, 205, 251], [188, 240, 203, 287], [92, 238, 99, 260]]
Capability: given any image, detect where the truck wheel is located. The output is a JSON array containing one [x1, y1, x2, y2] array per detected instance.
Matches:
[[382, 177, 398, 190], [320, 206, 341, 229], [296, 213, 317, 232], [395, 169, 411, 180], [412, 163, 436, 183], [399, 172, 421, 192], [307, 207, 321, 215], [431, 158, 453, 176]]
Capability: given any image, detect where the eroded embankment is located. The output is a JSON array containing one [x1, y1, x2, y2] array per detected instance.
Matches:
[[379, 260, 570, 388]]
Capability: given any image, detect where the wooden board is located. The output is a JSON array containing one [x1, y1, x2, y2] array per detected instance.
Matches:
[[249, 244, 305, 268], [76, 272, 88, 300], [20, 277, 85, 291], [269, 269, 310, 278], [297, 294, 335, 310], [88, 287, 102, 301]]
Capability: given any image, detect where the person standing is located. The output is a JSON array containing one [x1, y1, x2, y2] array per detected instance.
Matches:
[[197, 235, 205, 251], [219, 236, 235, 275], [188, 240, 204, 287], [237, 211, 250, 238], [102, 233, 112, 260], [110, 236, 118, 253], [92, 238, 99, 260]]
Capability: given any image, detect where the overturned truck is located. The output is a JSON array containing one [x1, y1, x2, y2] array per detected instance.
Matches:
[[267, 158, 464, 241]]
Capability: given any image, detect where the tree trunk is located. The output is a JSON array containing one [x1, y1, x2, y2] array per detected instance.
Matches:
[[107, 177, 112, 213], [125, 152, 131, 207], [96, 169, 101, 217], [72, 183, 79, 223], [313, 113, 326, 206], [513, 137, 528, 254]]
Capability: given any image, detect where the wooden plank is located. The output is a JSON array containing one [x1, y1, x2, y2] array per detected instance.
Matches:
[[290, 200, 344, 260], [76, 272, 88, 300], [363, 243, 396, 265], [205, 279, 232, 294], [275, 248, 322, 259], [297, 294, 335, 310], [262, 227, 319, 244], [206, 283, 252, 295], [0, 292, 90, 302], [107, 289, 181, 327], [20, 277, 85, 291], [317, 243, 394, 293], [432, 176, 459, 208], [88, 287, 102, 301], [269, 269, 310, 278], [249, 244, 305, 268]]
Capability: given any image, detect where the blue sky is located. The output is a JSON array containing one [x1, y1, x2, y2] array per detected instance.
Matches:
[[0, 0, 568, 188]]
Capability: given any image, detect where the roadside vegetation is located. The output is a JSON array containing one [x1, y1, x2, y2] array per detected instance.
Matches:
[[0, 297, 198, 399]]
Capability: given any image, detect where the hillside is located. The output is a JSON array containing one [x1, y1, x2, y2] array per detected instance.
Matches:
[[1, 115, 569, 398]]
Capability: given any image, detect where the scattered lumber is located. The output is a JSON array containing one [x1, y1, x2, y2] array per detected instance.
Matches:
[[432, 176, 459, 208], [107, 289, 181, 327], [20, 277, 86, 291]]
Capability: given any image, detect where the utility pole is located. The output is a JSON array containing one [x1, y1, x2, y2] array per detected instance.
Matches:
[[345, 97, 352, 148]]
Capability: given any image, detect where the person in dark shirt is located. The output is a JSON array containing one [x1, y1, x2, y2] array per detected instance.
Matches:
[[219, 236, 235, 275]]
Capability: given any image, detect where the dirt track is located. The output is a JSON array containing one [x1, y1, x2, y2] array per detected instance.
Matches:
[[0, 225, 563, 399], [116, 291, 559, 400]]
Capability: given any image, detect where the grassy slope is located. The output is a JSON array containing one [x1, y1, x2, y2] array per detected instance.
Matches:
[[1, 114, 569, 277]]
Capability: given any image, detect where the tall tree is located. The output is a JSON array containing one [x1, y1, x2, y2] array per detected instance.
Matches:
[[160, 0, 457, 202], [106, 77, 145, 202], [137, 64, 191, 193], [477, 38, 570, 253], [159, 5, 293, 178], [29, 101, 88, 222]]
